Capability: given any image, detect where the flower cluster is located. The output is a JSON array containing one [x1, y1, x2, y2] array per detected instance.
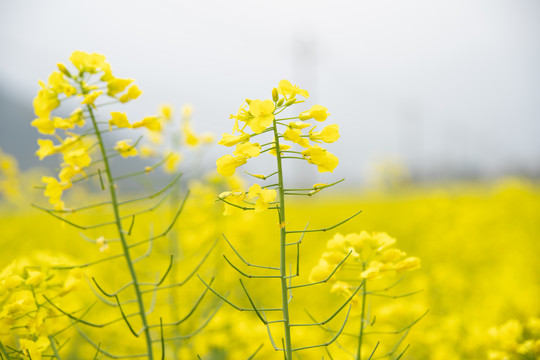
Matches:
[[488, 318, 540, 359], [216, 80, 340, 214], [0, 255, 83, 360], [32, 51, 162, 209], [309, 231, 420, 284]]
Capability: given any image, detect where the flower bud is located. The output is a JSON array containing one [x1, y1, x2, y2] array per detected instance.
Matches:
[[245, 98, 252, 105], [272, 88, 279, 102], [277, 98, 285, 106], [285, 98, 296, 107], [57, 63, 71, 77]]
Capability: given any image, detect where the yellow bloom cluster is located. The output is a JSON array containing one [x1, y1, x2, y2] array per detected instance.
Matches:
[[0, 255, 83, 360], [309, 231, 420, 283], [217, 79, 340, 178], [32, 51, 167, 209], [216, 80, 340, 214], [488, 318, 540, 359]]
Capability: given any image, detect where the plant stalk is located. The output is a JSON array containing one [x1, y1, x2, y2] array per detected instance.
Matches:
[[87, 105, 154, 359], [272, 120, 293, 360]]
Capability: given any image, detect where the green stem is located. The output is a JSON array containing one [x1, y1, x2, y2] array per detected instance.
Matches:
[[272, 120, 293, 359], [356, 263, 367, 360], [87, 105, 154, 359]]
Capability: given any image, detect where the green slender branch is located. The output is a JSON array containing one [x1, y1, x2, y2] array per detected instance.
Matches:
[[272, 118, 293, 360], [286, 210, 362, 234], [86, 103, 154, 359]]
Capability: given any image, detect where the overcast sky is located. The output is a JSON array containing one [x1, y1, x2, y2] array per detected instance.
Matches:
[[1, 0, 539, 184]]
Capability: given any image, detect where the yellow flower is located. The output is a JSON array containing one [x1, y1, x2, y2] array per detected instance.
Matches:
[[69, 108, 85, 127], [277, 79, 309, 99], [216, 155, 247, 177], [248, 99, 275, 133], [114, 140, 138, 158], [31, 117, 55, 135], [283, 128, 310, 148], [247, 183, 277, 212], [42, 176, 70, 209], [230, 102, 253, 132], [52, 116, 73, 130], [391, 257, 421, 273], [81, 90, 103, 106], [165, 151, 183, 173], [309, 259, 332, 282], [63, 148, 91, 170], [218, 190, 247, 215], [299, 105, 330, 122], [160, 104, 174, 121], [33, 82, 60, 118], [361, 261, 383, 279], [119, 85, 143, 103], [331, 281, 353, 297], [309, 124, 340, 143], [26, 270, 45, 286], [182, 121, 201, 147], [269, 143, 291, 156], [36, 139, 58, 160], [109, 112, 132, 130], [70, 51, 107, 73], [301, 145, 339, 172], [48, 71, 76, 97], [107, 77, 134, 96], [233, 142, 261, 158], [58, 165, 82, 183], [218, 133, 250, 147], [19, 336, 50, 360], [133, 116, 161, 131]]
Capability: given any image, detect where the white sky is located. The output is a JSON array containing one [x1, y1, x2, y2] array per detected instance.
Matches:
[[1, 0, 539, 184]]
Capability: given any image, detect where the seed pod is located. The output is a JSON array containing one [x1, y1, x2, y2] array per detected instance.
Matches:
[[285, 98, 296, 106]]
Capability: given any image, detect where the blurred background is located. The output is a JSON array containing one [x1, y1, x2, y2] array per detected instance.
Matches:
[[1, 0, 539, 186]]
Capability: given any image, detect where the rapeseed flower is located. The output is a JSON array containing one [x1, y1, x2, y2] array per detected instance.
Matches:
[[119, 85, 143, 103], [301, 145, 339, 173], [216, 155, 247, 176], [218, 133, 250, 147], [233, 141, 261, 158], [114, 140, 138, 157], [133, 116, 161, 131], [309, 124, 340, 143], [248, 99, 275, 133], [277, 79, 309, 99], [81, 90, 103, 107], [247, 183, 277, 212], [299, 105, 330, 122], [109, 112, 132, 130]]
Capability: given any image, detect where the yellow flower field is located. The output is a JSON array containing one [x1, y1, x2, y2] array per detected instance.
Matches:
[[1, 51, 539, 359]]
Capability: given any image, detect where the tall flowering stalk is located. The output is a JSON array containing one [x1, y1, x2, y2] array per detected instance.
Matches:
[[29, 51, 216, 359], [202, 80, 362, 358]]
